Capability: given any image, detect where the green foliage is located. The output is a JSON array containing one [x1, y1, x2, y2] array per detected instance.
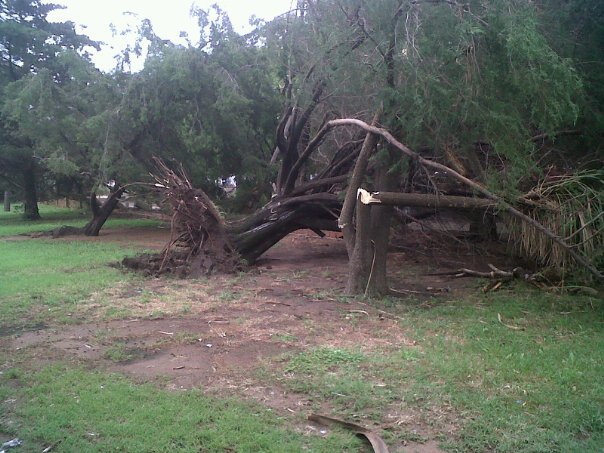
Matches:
[[0, 1, 117, 214], [267, 0, 596, 192], [115, 15, 281, 200]]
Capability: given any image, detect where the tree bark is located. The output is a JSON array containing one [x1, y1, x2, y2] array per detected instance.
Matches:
[[339, 110, 382, 257], [364, 154, 398, 297], [346, 196, 372, 294], [82, 188, 126, 236], [357, 190, 497, 210], [3, 191, 10, 212], [22, 159, 40, 220]]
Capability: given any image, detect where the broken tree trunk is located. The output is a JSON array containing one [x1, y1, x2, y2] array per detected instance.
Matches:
[[357, 190, 497, 210], [363, 150, 398, 297], [345, 195, 373, 294], [3, 190, 10, 212], [339, 110, 381, 257]]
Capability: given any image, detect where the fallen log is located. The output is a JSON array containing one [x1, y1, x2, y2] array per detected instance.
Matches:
[[357, 189, 496, 210]]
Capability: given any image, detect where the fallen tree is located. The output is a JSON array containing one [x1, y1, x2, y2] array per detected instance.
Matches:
[[125, 120, 603, 287], [126, 158, 343, 276]]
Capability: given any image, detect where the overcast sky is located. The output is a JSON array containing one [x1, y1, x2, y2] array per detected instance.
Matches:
[[48, 1, 294, 72]]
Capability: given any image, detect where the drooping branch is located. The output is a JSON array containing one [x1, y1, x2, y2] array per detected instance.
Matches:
[[320, 118, 603, 281]]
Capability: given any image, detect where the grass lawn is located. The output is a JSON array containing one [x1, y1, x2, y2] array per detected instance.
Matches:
[[0, 367, 360, 452], [276, 291, 604, 451], [0, 239, 145, 328]]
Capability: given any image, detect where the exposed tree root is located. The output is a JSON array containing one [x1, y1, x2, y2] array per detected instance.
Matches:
[[124, 159, 242, 277]]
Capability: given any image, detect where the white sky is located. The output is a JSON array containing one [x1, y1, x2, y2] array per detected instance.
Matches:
[[48, 1, 294, 72]]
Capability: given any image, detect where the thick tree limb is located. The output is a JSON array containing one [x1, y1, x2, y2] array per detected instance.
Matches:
[[288, 174, 349, 197], [357, 189, 496, 210]]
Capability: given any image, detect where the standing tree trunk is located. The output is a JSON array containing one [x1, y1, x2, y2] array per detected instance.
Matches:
[[3, 190, 10, 212], [364, 152, 398, 296], [22, 159, 40, 220], [345, 195, 372, 294]]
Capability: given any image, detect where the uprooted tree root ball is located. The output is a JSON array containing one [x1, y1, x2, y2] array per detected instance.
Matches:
[[122, 159, 243, 277]]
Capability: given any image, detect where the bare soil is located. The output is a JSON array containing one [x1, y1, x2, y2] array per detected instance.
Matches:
[[3, 226, 514, 452]]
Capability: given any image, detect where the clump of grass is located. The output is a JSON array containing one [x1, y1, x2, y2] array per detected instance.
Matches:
[[281, 348, 383, 415], [273, 333, 298, 343], [285, 347, 365, 374], [103, 342, 137, 363]]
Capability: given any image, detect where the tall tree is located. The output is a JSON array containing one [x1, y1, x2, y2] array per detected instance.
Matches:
[[114, 8, 281, 206], [0, 0, 98, 218]]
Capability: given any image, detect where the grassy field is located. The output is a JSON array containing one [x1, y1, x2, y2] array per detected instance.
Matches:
[[0, 367, 360, 452], [275, 292, 604, 451], [0, 203, 162, 237], [1, 207, 603, 452], [0, 205, 161, 328]]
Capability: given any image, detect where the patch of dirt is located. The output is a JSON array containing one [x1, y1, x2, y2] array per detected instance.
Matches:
[[2, 227, 508, 452], [57, 226, 171, 250]]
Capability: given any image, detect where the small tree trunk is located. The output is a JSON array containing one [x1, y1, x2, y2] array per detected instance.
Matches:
[[22, 160, 40, 220], [363, 153, 398, 297], [82, 188, 125, 236], [3, 191, 10, 212], [346, 196, 372, 294]]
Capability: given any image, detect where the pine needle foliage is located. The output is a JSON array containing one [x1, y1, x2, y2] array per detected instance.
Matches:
[[509, 169, 604, 278]]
